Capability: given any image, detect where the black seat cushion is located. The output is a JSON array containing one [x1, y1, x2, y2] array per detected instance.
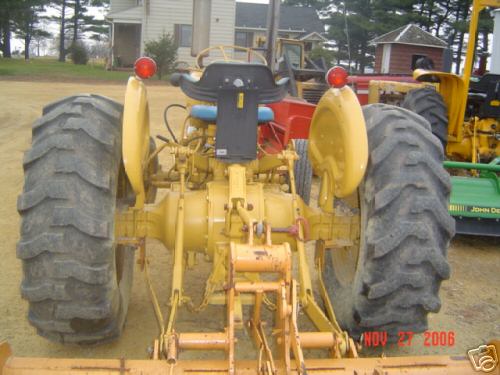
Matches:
[[171, 63, 289, 163], [174, 62, 288, 104]]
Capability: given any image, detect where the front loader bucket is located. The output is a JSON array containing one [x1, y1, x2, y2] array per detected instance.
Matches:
[[0, 341, 475, 375], [445, 159, 500, 237]]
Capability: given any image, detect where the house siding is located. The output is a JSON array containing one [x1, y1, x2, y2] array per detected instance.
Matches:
[[390, 44, 443, 73], [143, 0, 192, 62], [374, 45, 383, 73], [110, 0, 320, 67], [110, 0, 137, 13], [140, 0, 235, 65], [209, 0, 236, 48]]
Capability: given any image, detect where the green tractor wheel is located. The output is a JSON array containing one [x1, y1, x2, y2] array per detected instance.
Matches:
[[323, 104, 454, 342]]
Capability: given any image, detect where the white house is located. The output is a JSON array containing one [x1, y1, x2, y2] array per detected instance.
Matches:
[[106, 0, 327, 67]]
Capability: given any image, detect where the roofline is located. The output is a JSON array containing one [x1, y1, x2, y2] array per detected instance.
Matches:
[[369, 26, 405, 45], [409, 24, 448, 47], [107, 6, 143, 23], [371, 41, 447, 49], [395, 24, 412, 42], [235, 26, 307, 33], [370, 24, 447, 47], [299, 31, 328, 42], [108, 18, 142, 24]]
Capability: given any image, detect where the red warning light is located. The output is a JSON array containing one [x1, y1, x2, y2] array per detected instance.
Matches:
[[134, 57, 157, 79], [326, 66, 348, 88]]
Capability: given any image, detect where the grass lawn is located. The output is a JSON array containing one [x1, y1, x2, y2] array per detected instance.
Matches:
[[0, 57, 133, 82]]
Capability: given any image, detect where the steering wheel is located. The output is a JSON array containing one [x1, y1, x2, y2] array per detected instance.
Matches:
[[195, 45, 267, 69]]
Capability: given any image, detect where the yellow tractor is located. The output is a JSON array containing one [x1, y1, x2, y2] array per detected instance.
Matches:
[[275, 38, 330, 104], [367, 0, 500, 236], [5, 50, 473, 373], [400, 0, 499, 163]]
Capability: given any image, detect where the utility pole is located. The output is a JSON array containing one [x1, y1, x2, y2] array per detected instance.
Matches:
[[191, 0, 212, 57], [265, 0, 280, 69]]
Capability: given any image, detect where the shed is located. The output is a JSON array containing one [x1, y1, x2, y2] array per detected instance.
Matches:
[[371, 24, 447, 74]]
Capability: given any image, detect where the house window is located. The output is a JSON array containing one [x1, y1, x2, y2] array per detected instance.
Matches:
[[235, 31, 253, 47], [175, 24, 192, 47]]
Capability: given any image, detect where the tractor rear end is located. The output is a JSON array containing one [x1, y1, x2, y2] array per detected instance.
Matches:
[[6, 50, 473, 373]]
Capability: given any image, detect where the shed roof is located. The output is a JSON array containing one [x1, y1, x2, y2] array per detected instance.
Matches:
[[370, 24, 447, 48], [235, 3, 324, 34]]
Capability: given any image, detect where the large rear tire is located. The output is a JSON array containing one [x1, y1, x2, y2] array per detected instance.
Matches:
[[323, 104, 454, 342], [293, 139, 313, 204], [17, 95, 134, 344], [401, 87, 448, 149]]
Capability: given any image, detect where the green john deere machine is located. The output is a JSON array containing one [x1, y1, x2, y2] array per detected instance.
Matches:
[[444, 160, 500, 236]]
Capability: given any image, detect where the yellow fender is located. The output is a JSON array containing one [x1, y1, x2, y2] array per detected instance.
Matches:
[[122, 76, 151, 209], [308, 86, 368, 198], [413, 69, 465, 142]]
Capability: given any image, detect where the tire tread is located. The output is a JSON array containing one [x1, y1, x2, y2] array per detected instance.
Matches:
[[294, 139, 313, 204], [18, 95, 132, 344], [324, 104, 454, 342]]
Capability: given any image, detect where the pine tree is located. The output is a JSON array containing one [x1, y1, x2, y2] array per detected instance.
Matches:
[[283, 0, 328, 9], [67, 0, 110, 43], [0, 0, 17, 57], [52, 0, 69, 61], [13, 0, 50, 60], [279, 0, 496, 74]]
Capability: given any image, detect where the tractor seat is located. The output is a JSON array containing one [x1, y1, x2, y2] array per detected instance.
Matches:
[[191, 104, 274, 123], [469, 73, 500, 94], [170, 63, 289, 163]]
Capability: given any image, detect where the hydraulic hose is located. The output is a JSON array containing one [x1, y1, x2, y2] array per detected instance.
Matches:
[[163, 104, 187, 144]]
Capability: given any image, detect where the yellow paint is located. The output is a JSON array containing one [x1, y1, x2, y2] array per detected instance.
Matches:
[[367, 80, 435, 105], [122, 76, 152, 209], [412, 0, 500, 162], [237, 93, 244, 109], [277, 38, 305, 68], [308, 87, 368, 199], [114, 59, 371, 364], [412, 69, 466, 142], [195, 45, 267, 69]]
